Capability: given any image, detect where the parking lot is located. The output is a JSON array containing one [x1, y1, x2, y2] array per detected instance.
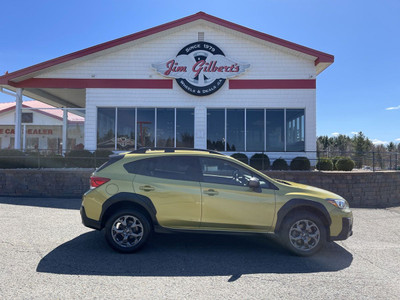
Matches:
[[0, 197, 399, 299]]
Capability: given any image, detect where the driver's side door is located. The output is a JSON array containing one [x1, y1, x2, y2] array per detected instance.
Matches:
[[199, 157, 276, 232]]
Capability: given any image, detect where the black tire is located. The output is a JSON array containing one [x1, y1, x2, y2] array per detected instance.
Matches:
[[104, 209, 151, 253], [279, 211, 327, 256]]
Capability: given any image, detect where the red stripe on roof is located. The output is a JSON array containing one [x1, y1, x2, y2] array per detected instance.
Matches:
[[14, 78, 173, 89], [0, 12, 333, 84], [229, 79, 316, 89]]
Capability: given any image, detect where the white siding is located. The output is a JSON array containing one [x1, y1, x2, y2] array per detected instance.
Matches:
[[38, 24, 316, 80]]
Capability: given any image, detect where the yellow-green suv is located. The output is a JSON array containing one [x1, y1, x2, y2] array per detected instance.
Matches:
[[81, 148, 353, 256]]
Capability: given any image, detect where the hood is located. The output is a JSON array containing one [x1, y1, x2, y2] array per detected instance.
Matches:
[[273, 179, 343, 200]]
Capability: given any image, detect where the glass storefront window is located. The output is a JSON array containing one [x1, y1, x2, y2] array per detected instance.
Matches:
[[26, 137, 39, 150], [286, 109, 305, 152], [97, 108, 115, 150], [137, 108, 155, 148], [176, 108, 194, 148], [117, 108, 135, 150], [227, 109, 244, 152], [246, 109, 264, 152], [207, 109, 225, 151], [156, 108, 174, 147], [266, 109, 284, 152]]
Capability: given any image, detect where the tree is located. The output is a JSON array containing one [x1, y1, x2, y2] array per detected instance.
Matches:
[[352, 132, 373, 168], [387, 142, 395, 152], [332, 134, 352, 156]]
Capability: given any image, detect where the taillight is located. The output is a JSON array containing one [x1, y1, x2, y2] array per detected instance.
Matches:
[[90, 176, 110, 188]]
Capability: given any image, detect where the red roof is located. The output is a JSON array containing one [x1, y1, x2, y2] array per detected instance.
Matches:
[[0, 100, 84, 122], [0, 12, 333, 85]]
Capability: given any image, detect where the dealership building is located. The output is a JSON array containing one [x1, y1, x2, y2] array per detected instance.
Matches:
[[0, 12, 333, 159], [0, 100, 84, 152]]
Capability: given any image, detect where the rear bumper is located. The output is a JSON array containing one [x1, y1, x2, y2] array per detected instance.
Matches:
[[80, 206, 102, 230], [330, 217, 353, 241]]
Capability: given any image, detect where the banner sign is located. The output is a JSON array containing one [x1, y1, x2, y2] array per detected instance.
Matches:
[[152, 41, 250, 96]]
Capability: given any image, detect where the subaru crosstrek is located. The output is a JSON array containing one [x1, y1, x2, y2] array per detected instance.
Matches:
[[81, 148, 353, 256]]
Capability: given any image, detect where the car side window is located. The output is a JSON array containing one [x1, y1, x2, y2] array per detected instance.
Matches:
[[124, 156, 200, 181], [199, 157, 272, 188]]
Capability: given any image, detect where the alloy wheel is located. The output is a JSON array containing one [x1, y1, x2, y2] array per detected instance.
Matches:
[[111, 215, 144, 248], [288, 219, 320, 251]]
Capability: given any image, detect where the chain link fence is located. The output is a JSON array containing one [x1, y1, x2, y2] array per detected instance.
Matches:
[[317, 150, 399, 171], [0, 148, 399, 171], [0, 149, 113, 169]]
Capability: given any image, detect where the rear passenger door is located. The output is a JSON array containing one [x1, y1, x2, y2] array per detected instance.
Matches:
[[126, 156, 202, 229]]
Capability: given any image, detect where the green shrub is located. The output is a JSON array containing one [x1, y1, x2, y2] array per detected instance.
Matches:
[[316, 158, 333, 171], [0, 149, 26, 169], [272, 158, 289, 170], [65, 150, 94, 168], [41, 155, 65, 168], [24, 152, 40, 168], [336, 157, 355, 171], [231, 153, 248, 164], [250, 153, 270, 170], [290, 156, 311, 171], [94, 150, 114, 167], [332, 156, 346, 170]]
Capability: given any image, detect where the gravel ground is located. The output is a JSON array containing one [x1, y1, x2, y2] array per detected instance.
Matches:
[[0, 197, 399, 299]]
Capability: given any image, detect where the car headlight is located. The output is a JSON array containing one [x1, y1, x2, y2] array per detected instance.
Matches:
[[326, 198, 349, 209]]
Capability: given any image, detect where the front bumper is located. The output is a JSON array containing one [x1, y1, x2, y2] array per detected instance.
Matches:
[[331, 217, 353, 241], [80, 206, 102, 230]]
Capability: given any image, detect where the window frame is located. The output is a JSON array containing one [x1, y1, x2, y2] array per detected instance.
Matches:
[[97, 107, 195, 151], [206, 108, 305, 152]]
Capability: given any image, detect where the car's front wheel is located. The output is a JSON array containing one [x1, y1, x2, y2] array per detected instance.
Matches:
[[104, 209, 151, 253], [280, 211, 327, 256]]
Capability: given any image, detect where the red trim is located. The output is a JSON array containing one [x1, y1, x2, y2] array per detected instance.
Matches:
[[229, 79, 316, 89], [14, 78, 173, 89], [0, 104, 30, 115], [0, 12, 333, 84], [0, 103, 83, 123]]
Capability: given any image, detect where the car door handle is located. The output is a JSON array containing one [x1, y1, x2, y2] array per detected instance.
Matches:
[[139, 185, 155, 192], [203, 189, 218, 196]]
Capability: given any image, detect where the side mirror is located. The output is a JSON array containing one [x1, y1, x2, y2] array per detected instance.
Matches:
[[248, 177, 260, 188]]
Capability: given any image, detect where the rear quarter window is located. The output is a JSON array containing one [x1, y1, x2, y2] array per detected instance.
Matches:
[[123, 156, 201, 181], [96, 155, 124, 172]]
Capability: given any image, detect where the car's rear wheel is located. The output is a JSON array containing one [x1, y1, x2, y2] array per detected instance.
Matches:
[[104, 209, 151, 253], [280, 211, 327, 256]]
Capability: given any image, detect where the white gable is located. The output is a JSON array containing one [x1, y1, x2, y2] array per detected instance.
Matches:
[[37, 23, 316, 81]]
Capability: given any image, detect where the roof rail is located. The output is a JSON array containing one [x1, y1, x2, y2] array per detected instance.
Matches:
[[129, 147, 223, 155]]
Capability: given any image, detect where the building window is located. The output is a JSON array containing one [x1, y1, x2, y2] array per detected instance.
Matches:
[[117, 108, 135, 150], [286, 109, 305, 151], [176, 108, 194, 148], [206, 108, 305, 152], [21, 112, 33, 123], [226, 109, 244, 151], [266, 109, 285, 152], [137, 108, 155, 148], [97, 107, 195, 151], [97, 108, 115, 150], [207, 109, 225, 151], [246, 109, 264, 152], [157, 108, 174, 147], [26, 137, 39, 150]]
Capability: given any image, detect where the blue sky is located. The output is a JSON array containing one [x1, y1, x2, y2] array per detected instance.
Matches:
[[1, 0, 399, 144]]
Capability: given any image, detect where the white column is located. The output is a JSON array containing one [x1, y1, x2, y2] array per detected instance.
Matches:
[[62, 108, 68, 154], [14, 88, 23, 150]]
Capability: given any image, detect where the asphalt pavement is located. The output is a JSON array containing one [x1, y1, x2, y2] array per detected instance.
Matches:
[[0, 197, 399, 299]]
